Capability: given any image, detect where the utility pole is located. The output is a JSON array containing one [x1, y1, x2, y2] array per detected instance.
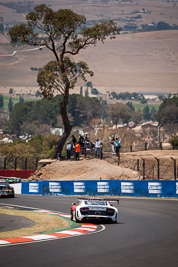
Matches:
[[158, 125, 161, 149]]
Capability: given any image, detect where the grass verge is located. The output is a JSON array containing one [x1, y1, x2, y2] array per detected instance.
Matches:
[[0, 208, 69, 239]]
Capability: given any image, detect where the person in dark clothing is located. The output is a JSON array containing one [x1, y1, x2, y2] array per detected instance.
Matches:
[[114, 138, 121, 156], [79, 134, 84, 154], [67, 141, 71, 160], [71, 135, 76, 145]]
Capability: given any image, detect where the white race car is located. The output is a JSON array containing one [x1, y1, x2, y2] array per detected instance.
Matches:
[[70, 197, 119, 223]]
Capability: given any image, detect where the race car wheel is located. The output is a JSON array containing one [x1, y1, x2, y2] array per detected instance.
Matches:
[[75, 212, 79, 223]]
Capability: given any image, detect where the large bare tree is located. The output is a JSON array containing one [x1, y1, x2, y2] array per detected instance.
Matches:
[[9, 4, 120, 158]]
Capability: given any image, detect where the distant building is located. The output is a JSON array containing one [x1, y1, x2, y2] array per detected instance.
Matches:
[[141, 121, 159, 129], [50, 128, 63, 136], [128, 121, 136, 128]]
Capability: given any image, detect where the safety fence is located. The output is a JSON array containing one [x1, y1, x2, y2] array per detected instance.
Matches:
[[0, 156, 39, 170], [105, 155, 178, 181], [16, 180, 178, 198]]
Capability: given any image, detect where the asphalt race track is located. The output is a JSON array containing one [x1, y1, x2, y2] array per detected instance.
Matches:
[[0, 195, 178, 267]]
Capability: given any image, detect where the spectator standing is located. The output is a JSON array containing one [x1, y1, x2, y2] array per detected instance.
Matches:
[[79, 134, 84, 154], [84, 132, 90, 142], [71, 135, 76, 145], [111, 135, 115, 154], [74, 141, 80, 161], [79, 134, 84, 146], [67, 141, 71, 160], [114, 138, 121, 156], [95, 138, 101, 158], [90, 141, 95, 150]]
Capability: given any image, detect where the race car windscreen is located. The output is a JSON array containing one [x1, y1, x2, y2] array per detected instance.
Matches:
[[85, 200, 108, 206]]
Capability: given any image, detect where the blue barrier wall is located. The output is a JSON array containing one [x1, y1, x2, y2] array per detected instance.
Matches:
[[21, 180, 178, 198]]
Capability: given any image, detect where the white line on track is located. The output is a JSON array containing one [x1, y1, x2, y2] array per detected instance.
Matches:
[[0, 203, 106, 247], [0, 225, 106, 247]]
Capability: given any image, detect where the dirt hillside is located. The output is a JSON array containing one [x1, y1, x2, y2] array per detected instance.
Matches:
[[29, 150, 178, 181], [30, 158, 140, 181]]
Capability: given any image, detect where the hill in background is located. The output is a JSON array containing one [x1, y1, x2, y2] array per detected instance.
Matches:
[[0, 0, 178, 95]]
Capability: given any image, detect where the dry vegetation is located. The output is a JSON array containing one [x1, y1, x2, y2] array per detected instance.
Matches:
[[0, 208, 69, 239]]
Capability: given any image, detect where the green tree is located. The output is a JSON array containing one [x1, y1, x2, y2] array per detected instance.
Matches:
[[132, 108, 142, 125], [111, 91, 118, 99], [85, 88, 89, 97], [8, 97, 13, 112], [91, 88, 99, 95], [143, 105, 150, 121], [156, 21, 170, 31], [68, 94, 101, 126], [126, 101, 135, 113], [80, 86, 83, 96], [19, 95, 24, 103], [86, 81, 93, 90], [109, 103, 131, 127], [156, 96, 178, 125], [150, 106, 157, 120], [0, 94, 4, 108], [169, 134, 178, 149], [8, 94, 102, 136], [8, 4, 120, 158], [35, 90, 41, 97], [158, 94, 165, 101], [140, 99, 147, 104], [9, 88, 14, 94]]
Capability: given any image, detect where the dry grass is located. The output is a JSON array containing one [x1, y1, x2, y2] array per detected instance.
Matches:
[[0, 0, 178, 94], [0, 208, 69, 239]]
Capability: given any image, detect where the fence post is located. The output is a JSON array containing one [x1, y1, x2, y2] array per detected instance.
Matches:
[[35, 157, 38, 170], [24, 157, 28, 170], [3, 157, 7, 170], [100, 146, 103, 160], [84, 144, 86, 158], [160, 142, 163, 150], [145, 142, 147, 150], [118, 152, 120, 166], [171, 157, 176, 180], [130, 145, 132, 152], [155, 157, 160, 180], [141, 158, 145, 180], [14, 157, 17, 170], [137, 159, 139, 172]]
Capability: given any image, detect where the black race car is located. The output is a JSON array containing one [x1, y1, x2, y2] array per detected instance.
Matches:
[[0, 181, 15, 198]]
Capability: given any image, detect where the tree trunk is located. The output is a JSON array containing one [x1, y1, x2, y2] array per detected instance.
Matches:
[[53, 95, 72, 159]]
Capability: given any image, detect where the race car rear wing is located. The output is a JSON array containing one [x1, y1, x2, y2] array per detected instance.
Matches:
[[77, 197, 119, 205]]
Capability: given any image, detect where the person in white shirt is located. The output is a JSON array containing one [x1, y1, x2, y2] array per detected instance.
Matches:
[[95, 138, 101, 158]]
